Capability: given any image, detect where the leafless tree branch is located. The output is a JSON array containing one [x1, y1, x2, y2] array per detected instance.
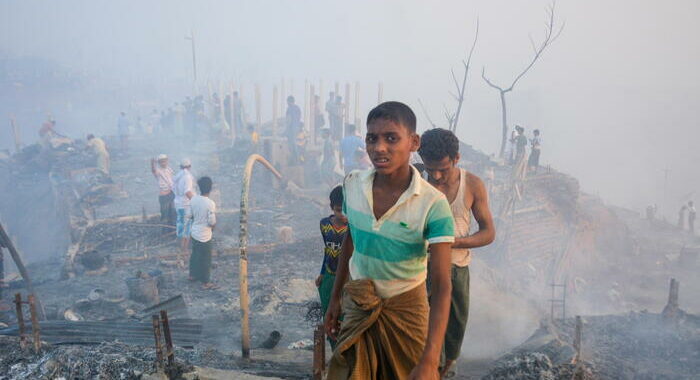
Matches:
[[417, 98, 437, 129]]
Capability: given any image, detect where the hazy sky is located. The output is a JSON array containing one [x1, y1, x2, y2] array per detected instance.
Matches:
[[2, 0, 699, 215]]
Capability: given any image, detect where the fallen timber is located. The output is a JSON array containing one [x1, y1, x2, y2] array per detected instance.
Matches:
[[0, 318, 203, 347]]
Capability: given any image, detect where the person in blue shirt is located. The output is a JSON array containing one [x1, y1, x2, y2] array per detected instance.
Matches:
[[339, 124, 365, 175]]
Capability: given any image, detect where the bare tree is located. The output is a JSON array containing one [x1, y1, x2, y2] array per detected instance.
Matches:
[[446, 19, 479, 133], [482, 1, 564, 158]]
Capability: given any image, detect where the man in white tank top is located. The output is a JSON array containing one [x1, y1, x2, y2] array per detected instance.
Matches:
[[419, 128, 496, 377]]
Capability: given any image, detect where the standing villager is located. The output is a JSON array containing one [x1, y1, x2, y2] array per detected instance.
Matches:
[[86, 134, 110, 175], [117, 112, 130, 151], [514, 125, 528, 164], [151, 154, 175, 225], [187, 176, 217, 289], [173, 102, 186, 137], [325, 101, 455, 380], [528, 129, 542, 173], [505, 130, 517, 165], [232, 91, 246, 138], [285, 96, 302, 165], [418, 128, 496, 377], [339, 124, 365, 175], [316, 185, 348, 349], [688, 201, 696, 235], [173, 159, 195, 255]]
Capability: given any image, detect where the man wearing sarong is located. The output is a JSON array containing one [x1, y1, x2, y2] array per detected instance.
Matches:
[[419, 128, 496, 378], [325, 101, 455, 380]]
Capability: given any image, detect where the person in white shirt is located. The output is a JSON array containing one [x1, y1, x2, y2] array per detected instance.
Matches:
[[187, 176, 217, 289], [173, 158, 195, 254], [150, 154, 175, 224]]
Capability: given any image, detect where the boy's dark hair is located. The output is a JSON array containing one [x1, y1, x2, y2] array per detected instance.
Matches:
[[418, 128, 460, 161], [198, 176, 213, 194], [329, 185, 343, 208], [366, 101, 416, 132]]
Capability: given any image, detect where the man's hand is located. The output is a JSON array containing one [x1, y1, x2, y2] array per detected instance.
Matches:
[[324, 298, 342, 340], [408, 360, 439, 380], [315, 274, 323, 287]]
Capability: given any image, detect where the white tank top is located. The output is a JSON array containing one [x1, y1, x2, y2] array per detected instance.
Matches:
[[450, 169, 471, 267]]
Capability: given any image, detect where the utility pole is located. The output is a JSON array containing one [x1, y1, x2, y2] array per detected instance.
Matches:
[[185, 31, 198, 94]]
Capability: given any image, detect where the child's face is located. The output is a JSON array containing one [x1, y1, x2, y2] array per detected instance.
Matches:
[[365, 119, 419, 175], [331, 205, 348, 224]]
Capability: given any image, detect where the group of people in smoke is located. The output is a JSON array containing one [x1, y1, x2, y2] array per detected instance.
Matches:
[[504, 125, 542, 173]]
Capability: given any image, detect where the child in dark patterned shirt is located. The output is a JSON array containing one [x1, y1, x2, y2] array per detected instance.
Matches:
[[316, 185, 347, 348]]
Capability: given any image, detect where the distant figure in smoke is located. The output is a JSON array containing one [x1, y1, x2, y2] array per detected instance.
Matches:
[[117, 112, 130, 151], [514, 125, 528, 164], [339, 124, 365, 175], [223, 94, 232, 128], [325, 92, 338, 140], [232, 91, 246, 138], [528, 129, 542, 173], [187, 176, 218, 289], [320, 127, 340, 188], [316, 185, 347, 349], [86, 134, 110, 175], [172, 102, 186, 137], [149, 109, 161, 135], [173, 159, 195, 257], [688, 201, 696, 235], [285, 95, 302, 164], [313, 94, 325, 143], [151, 154, 175, 225], [678, 204, 688, 230]]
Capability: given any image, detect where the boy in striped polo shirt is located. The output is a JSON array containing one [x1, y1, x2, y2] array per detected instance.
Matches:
[[325, 101, 455, 380]]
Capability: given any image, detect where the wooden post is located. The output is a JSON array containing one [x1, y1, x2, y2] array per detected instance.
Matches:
[[344, 83, 351, 127], [229, 82, 236, 142], [281, 78, 286, 117], [10, 117, 21, 153], [28, 294, 41, 353], [255, 84, 262, 129], [272, 85, 279, 139], [160, 310, 175, 366], [378, 82, 383, 104], [354, 81, 361, 132], [309, 84, 316, 144], [14, 293, 26, 349], [0, 223, 44, 320], [304, 80, 309, 132], [573, 315, 582, 363], [312, 324, 325, 380], [152, 314, 164, 369]]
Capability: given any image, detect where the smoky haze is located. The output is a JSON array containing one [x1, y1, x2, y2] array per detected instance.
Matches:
[[2, 0, 700, 217]]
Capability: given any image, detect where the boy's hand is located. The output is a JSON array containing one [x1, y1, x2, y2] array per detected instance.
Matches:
[[408, 360, 439, 380], [324, 298, 342, 340], [315, 275, 323, 287]]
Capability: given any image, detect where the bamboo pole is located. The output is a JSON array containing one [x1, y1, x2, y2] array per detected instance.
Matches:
[[272, 85, 279, 139], [304, 79, 309, 133], [378, 82, 383, 104], [344, 83, 351, 127], [255, 84, 262, 129], [28, 294, 41, 353], [354, 81, 361, 132], [310, 84, 316, 145], [14, 293, 26, 349], [281, 78, 286, 116], [239, 154, 283, 359], [229, 82, 236, 142], [0, 223, 44, 320]]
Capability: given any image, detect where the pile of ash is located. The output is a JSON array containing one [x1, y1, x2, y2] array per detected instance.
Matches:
[[0, 336, 191, 379], [483, 310, 700, 379]]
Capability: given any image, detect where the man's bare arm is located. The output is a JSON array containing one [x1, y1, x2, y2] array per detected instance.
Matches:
[[453, 177, 495, 249], [324, 231, 353, 339], [410, 241, 452, 379]]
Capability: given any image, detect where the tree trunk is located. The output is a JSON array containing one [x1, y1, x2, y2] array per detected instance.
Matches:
[[499, 90, 508, 158]]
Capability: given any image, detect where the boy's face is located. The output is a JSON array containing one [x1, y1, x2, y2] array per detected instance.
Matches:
[[365, 119, 419, 175], [331, 205, 348, 223], [422, 155, 460, 186]]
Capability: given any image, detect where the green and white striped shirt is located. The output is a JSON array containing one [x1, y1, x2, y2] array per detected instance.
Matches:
[[343, 166, 455, 298]]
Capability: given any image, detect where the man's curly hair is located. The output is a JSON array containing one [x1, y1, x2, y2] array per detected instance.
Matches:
[[418, 128, 460, 162]]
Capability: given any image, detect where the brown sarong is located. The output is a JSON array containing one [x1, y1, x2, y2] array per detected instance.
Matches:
[[326, 279, 429, 380]]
